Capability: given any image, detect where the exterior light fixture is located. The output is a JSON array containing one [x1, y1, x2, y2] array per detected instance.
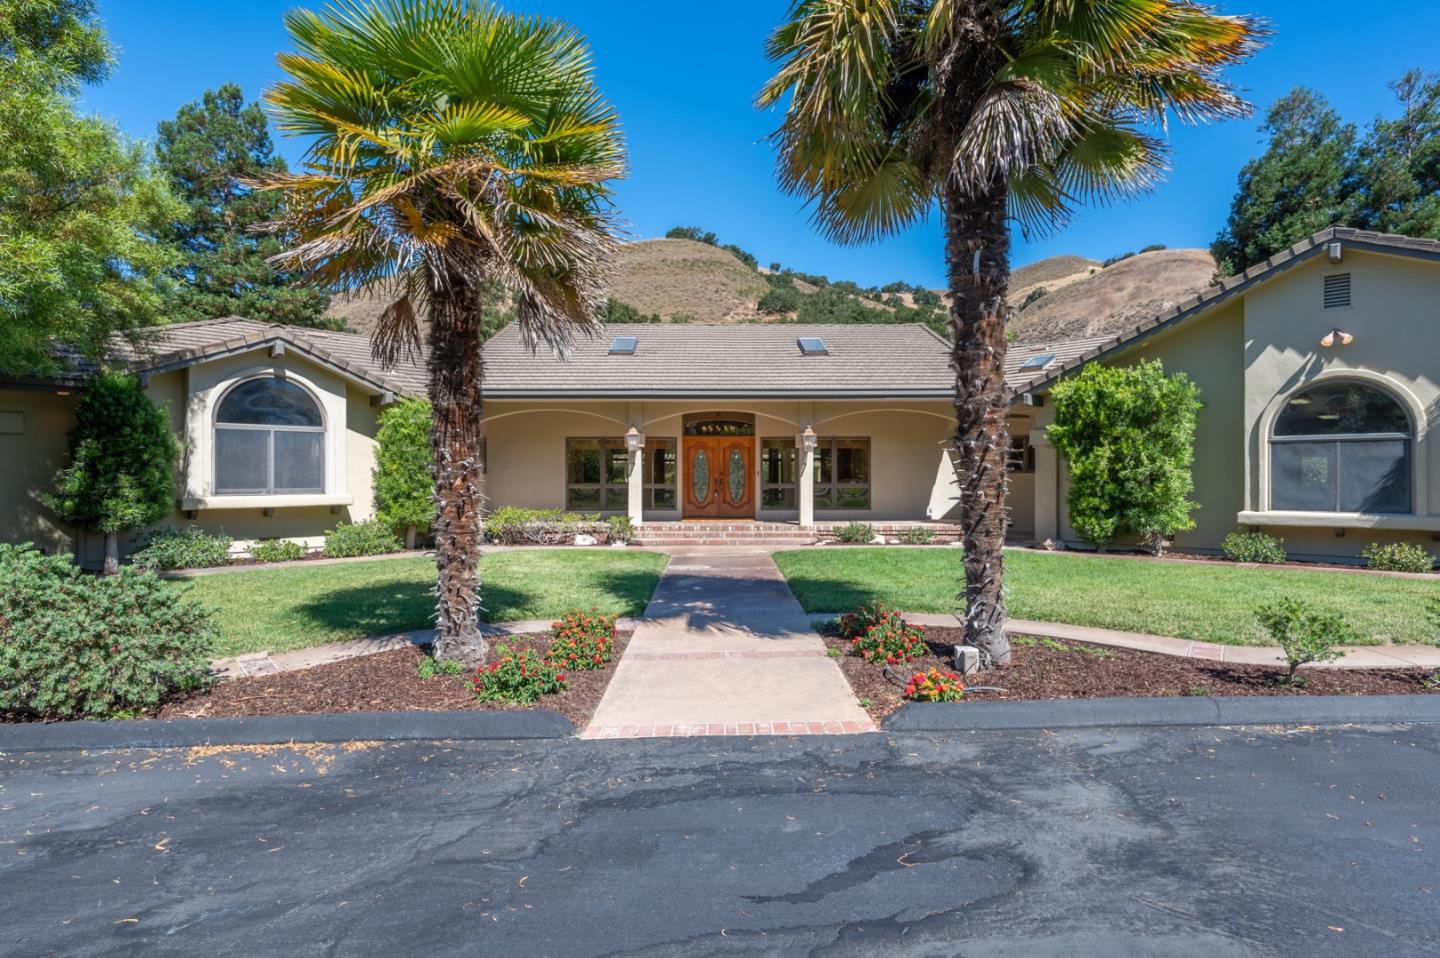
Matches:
[[624, 426, 644, 453], [800, 425, 818, 453], [1320, 328, 1354, 348]]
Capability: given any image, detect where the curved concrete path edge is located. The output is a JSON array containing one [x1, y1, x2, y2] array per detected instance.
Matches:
[[885, 694, 1440, 732], [0, 709, 575, 753]]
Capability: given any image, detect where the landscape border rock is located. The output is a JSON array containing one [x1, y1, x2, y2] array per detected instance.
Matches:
[[0, 709, 575, 752], [885, 694, 1440, 732]]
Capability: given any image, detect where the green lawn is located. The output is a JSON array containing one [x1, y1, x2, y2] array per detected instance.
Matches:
[[174, 550, 669, 658], [773, 548, 1440, 646]]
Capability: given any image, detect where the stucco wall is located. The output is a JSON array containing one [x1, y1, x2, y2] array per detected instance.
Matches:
[[3, 351, 384, 566], [0, 388, 80, 554], [480, 399, 959, 521], [1046, 247, 1440, 562], [1240, 251, 1440, 561]]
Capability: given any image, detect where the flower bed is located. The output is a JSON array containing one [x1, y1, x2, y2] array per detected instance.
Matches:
[[157, 629, 634, 729], [819, 626, 1437, 721]]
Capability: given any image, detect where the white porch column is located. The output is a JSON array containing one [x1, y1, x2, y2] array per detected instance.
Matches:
[[1030, 426, 1058, 544], [625, 426, 645, 527], [798, 425, 817, 528]]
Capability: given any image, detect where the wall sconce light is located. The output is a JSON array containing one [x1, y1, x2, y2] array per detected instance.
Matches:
[[624, 426, 645, 453], [800, 425, 818, 453], [1320, 328, 1354, 348]]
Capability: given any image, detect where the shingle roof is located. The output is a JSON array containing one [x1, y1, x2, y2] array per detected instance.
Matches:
[[106, 318, 428, 397], [1006, 226, 1440, 399], [480, 323, 955, 398], [1005, 336, 1113, 392]]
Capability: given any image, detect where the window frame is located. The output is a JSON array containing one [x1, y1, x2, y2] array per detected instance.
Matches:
[[564, 437, 628, 513], [213, 376, 326, 495], [1006, 434, 1035, 474], [760, 437, 798, 510], [814, 437, 871, 510], [644, 438, 677, 511], [1268, 380, 1414, 515]]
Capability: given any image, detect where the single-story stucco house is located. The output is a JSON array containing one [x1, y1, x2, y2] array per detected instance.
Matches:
[[2, 226, 1437, 564]]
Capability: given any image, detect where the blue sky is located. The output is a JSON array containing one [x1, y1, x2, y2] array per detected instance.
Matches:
[[81, 1, 1440, 288]]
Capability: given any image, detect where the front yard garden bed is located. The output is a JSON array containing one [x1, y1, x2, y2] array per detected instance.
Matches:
[[822, 628, 1437, 721], [778, 548, 1440, 646], [158, 629, 633, 729]]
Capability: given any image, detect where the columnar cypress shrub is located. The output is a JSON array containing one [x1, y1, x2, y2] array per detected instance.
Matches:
[[42, 372, 178, 573], [1047, 360, 1202, 555], [373, 397, 434, 548]]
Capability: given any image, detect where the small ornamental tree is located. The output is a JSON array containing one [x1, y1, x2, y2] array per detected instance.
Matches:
[[1047, 361, 1202, 556], [43, 373, 178, 573], [373, 397, 434, 548]]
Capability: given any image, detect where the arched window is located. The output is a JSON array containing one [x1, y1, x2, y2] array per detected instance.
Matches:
[[214, 378, 325, 494], [1271, 381, 1412, 514]]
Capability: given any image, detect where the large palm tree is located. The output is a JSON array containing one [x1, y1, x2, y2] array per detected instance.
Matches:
[[262, 0, 624, 663], [759, 0, 1262, 664]]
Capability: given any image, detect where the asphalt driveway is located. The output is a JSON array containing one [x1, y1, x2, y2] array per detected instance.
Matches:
[[2, 724, 1436, 957]]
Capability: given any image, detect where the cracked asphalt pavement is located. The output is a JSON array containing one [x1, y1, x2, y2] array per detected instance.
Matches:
[[2, 724, 1436, 957]]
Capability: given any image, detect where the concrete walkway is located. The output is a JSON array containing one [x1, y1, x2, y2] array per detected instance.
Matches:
[[582, 549, 875, 738]]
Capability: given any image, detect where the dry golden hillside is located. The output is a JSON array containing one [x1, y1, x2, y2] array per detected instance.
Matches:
[[1010, 248, 1216, 343], [610, 238, 770, 323], [1010, 254, 1101, 305]]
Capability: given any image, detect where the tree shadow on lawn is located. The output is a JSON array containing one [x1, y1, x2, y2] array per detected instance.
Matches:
[[777, 574, 898, 616], [291, 567, 663, 638]]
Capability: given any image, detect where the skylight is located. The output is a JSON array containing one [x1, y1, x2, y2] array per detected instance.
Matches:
[[1019, 352, 1056, 371], [609, 336, 638, 355], [797, 337, 829, 356]]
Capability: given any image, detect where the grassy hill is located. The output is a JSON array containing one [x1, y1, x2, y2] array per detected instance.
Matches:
[[1010, 248, 1216, 343], [327, 234, 1216, 348]]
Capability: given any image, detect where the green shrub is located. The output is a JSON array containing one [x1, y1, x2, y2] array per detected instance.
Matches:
[[850, 613, 928, 666], [483, 506, 607, 545], [835, 521, 875, 544], [323, 520, 402, 558], [0, 543, 216, 720], [897, 526, 935, 545], [131, 526, 233, 571], [374, 397, 434, 545], [42, 373, 179, 573], [1362, 542, 1436, 573], [1221, 530, 1287, 564], [250, 539, 307, 564], [417, 656, 463, 680], [468, 645, 568, 704], [1256, 597, 1355, 684], [606, 514, 633, 545], [1047, 360, 1201, 554], [547, 611, 618, 672]]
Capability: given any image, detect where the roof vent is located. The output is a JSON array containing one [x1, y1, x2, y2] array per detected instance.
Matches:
[[609, 336, 638, 355], [1019, 352, 1056, 371], [1323, 273, 1351, 309], [797, 337, 829, 356]]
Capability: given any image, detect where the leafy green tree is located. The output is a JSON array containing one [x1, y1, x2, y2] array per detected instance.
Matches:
[[373, 397, 434, 547], [1046, 361, 1202, 556], [1352, 69, 1440, 237], [42, 373, 178, 574], [0, 0, 181, 375], [665, 225, 717, 245], [604, 299, 661, 323], [263, 0, 623, 665], [760, 0, 1261, 661], [1211, 89, 1356, 274], [155, 84, 332, 327]]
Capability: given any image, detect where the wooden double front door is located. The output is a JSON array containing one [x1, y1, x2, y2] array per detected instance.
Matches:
[[683, 436, 753, 518]]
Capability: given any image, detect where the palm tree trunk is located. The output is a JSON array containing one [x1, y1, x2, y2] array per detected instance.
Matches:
[[427, 276, 486, 666], [943, 180, 1012, 666]]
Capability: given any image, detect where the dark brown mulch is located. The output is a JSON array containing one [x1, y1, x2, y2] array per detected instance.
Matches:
[[157, 631, 632, 729], [824, 627, 1438, 721]]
